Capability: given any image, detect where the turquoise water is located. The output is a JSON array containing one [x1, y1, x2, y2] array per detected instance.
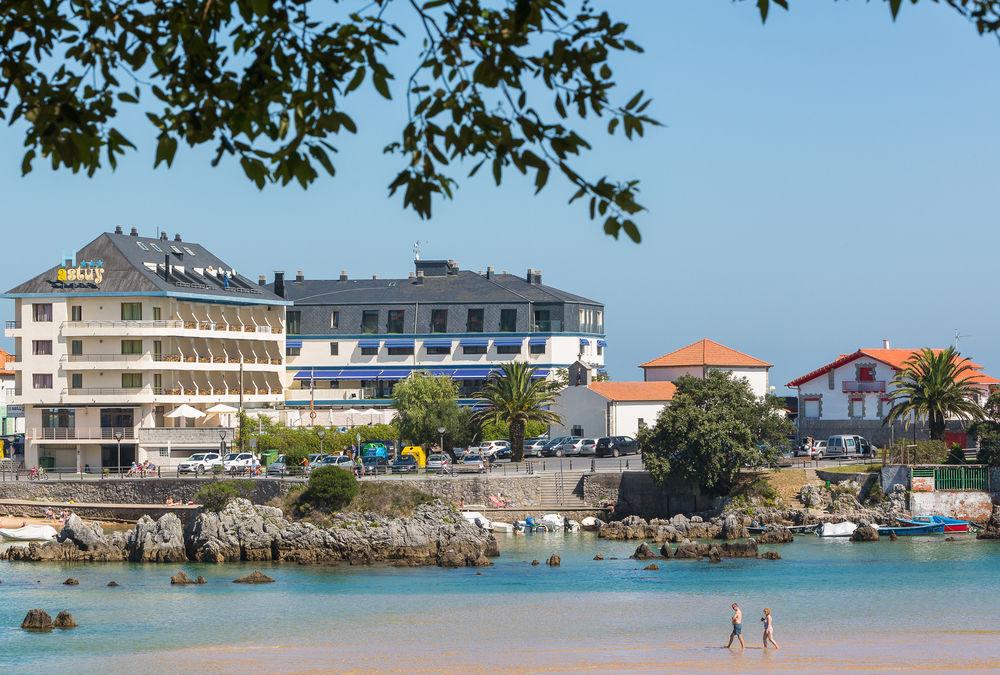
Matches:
[[3, 533, 1000, 672]]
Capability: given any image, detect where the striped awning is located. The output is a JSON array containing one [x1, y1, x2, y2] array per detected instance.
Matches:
[[459, 338, 489, 347], [385, 338, 415, 349], [597, 339, 607, 348], [285, 339, 303, 349], [493, 337, 523, 347], [579, 338, 591, 347], [527, 336, 548, 346], [357, 339, 381, 349], [423, 338, 453, 349]]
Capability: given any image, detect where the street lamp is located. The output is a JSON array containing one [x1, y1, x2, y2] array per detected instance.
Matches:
[[113, 430, 124, 477], [437, 426, 446, 455], [219, 429, 228, 458], [317, 427, 326, 457]]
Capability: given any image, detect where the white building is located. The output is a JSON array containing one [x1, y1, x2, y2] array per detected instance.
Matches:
[[787, 341, 998, 445], [550, 381, 676, 439], [3, 228, 287, 470], [640, 338, 771, 398], [0, 348, 23, 437]]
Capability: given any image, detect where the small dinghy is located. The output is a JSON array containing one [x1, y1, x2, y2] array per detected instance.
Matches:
[[902, 515, 971, 533], [0, 524, 58, 542], [492, 522, 514, 534], [461, 511, 493, 531], [541, 514, 565, 531], [580, 516, 603, 531], [878, 522, 945, 536], [817, 521, 857, 538]]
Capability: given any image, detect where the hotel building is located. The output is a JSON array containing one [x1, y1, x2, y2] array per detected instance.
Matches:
[[3, 228, 287, 470]]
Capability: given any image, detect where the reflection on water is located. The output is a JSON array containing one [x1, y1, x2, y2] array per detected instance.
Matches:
[[3, 532, 1000, 672]]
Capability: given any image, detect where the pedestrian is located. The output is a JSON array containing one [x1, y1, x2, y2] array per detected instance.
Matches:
[[726, 603, 745, 650], [762, 607, 780, 650]]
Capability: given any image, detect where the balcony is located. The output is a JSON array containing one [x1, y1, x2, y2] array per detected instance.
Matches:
[[138, 427, 234, 445], [843, 380, 886, 393], [530, 320, 565, 332], [60, 320, 283, 341], [61, 353, 282, 370], [31, 427, 135, 441], [4, 320, 20, 338], [60, 386, 280, 403]]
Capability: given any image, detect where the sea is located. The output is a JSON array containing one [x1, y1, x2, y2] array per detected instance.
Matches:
[[3, 532, 1000, 673]]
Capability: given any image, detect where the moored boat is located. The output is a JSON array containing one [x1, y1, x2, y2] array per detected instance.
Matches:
[[878, 522, 945, 536], [901, 515, 971, 533], [817, 521, 857, 538], [0, 524, 58, 542]]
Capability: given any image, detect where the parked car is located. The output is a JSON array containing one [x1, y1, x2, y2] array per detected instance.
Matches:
[[540, 436, 570, 457], [523, 438, 548, 457], [426, 453, 452, 473], [361, 455, 389, 475], [178, 452, 223, 475], [822, 435, 877, 459], [317, 454, 354, 469], [391, 454, 419, 474], [578, 438, 598, 456], [478, 440, 510, 459], [595, 436, 639, 458], [794, 439, 827, 458], [495, 445, 512, 460], [266, 454, 288, 476], [458, 453, 486, 473], [223, 452, 259, 472], [555, 437, 586, 456]]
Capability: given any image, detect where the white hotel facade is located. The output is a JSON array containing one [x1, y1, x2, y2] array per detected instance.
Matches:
[[4, 229, 287, 470]]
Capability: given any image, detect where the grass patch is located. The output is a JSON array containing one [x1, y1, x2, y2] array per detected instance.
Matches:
[[268, 481, 436, 526], [821, 464, 881, 474]]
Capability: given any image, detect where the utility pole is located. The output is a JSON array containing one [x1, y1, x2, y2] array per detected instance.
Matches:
[[238, 361, 245, 453]]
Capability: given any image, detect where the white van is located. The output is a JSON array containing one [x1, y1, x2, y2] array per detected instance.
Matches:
[[822, 435, 876, 459]]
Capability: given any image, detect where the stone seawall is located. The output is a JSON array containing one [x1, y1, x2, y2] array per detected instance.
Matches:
[[909, 490, 993, 522], [582, 472, 712, 519], [0, 478, 292, 508], [397, 475, 543, 507]]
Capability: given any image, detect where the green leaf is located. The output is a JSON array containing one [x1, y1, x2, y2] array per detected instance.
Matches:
[[346, 66, 366, 93], [373, 72, 391, 99], [154, 135, 178, 168], [251, 0, 268, 17], [625, 90, 644, 111], [622, 219, 641, 243]]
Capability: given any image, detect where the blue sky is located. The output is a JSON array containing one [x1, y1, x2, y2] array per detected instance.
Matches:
[[1, 1, 997, 391]]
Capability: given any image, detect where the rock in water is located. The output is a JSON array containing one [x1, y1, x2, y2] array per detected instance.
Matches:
[[21, 609, 53, 631], [53, 611, 77, 628], [127, 513, 187, 563], [630, 543, 657, 560], [720, 514, 748, 540], [473, 555, 493, 567], [761, 551, 781, 560], [977, 503, 1000, 540], [659, 543, 674, 559], [889, 531, 898, 542], [530, 559, 540, 566], [719, 540, 758, 558], [593, 553, 604, 561], [708, 546, 722, 563], [756, 526, 793, 544], [107, 581, 120, 587], [643, 563, 660, 571], [850, 522, 880, 542], [170, 571, 204, 585], [546, 554, 561, 567], [233, 570, 275, 584], [63, 578, 79, 586]]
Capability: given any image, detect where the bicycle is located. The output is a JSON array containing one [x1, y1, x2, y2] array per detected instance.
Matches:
[[28, 466, 48, 481]]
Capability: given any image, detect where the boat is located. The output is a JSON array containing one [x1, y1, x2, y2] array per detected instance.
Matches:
[[0, 524, 58, 542], [749, 523, 819, 535], [541, 514, 565, 531], [580, 516, 603, 531], [817, 521, 857, 538], [460, 511, 493, 531], [878, 523, 945, 536], [565, 520, 581, 533], [491, 521, 514, 534], [901, 515, 971, 533]]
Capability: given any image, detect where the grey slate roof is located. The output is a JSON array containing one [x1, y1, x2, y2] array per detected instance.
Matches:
[[6, 232, 286, 304], [274, 270, 601, 306]]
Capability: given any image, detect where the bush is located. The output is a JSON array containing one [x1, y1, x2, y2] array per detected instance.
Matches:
[[886, 440, 948, 465], [977, 423, 1000, 466], [946, 443, 966, 465], [303, 466, 358, 511], [196, 481, 241, 512], [864, 481, 885, 506]]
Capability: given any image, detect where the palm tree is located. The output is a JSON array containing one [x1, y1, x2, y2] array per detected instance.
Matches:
[[884, 347, 985, 440], [473, 362, 563, 462]]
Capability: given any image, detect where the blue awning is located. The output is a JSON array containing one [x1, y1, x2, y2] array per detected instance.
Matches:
[[493, 337, 523, 347], [597, 339, 607, 348], [459, 338, 489, 347], [293, 369, 333, 381], [429, 368, 458, 377], [527, 336, 548, 346], [531, 369, 550, 378], [453, 368, 495, 379], [423, 338, 453, 349], [579, 338, 591, 347], [385, 338, 415, 349], [285, 339, 303, 349], [357, 339, 381, 349]]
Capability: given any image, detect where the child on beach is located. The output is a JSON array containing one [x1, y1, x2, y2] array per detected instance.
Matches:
[[762, 608, 780, 650]]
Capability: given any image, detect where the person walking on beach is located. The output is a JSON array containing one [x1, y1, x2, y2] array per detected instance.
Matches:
[[762, 608, 780, 650], [726, 603, 745, 650]]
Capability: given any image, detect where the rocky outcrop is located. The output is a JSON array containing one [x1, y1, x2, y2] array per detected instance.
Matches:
[[63, 578, 79, 586], [630, 543, 657, 560], [718, 540, 758, 558], [851, 522, 880, 542], [170, 571, 206, 585], [2, 499, 497, 569], [597, 515, 651, 540], [233, 570, 275, 584], [755, 526, 793, 544], [53, 611, 77, 628], [761, 551, 781, 560], [720, 514, 748, 540], [977, 503, 1000, 539], [598, 514, 721, 541], [546, 554, 561, 567], [643, 563, 659, 571], [21, 609, 53, 631], [127, 513, 186, 563], [799, 484, 828, 509]]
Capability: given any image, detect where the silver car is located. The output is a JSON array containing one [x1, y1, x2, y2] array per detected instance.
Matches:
[[426, 453, 452, 473], [524, 438, 547, 457], [555, 437, 585, 456], [578, 438, 598, 456]]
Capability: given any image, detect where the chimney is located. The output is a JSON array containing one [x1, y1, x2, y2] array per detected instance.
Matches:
[[114, 226, 123, 234], [63, 258, 73, 267], [339, 270, 348, 281], [160, 232, 168, 241], [163, 254, 171, 282], [274, 271, 285, 298], [882, 338, 891, 350], [129, 227, 138, 237], [258, 274, 267, 286], [174, 233, 182, 242], [526, 268, 542, 285], [486, 266, 494, 280], [295, 270, 304, 283], [372, 274, 378, 280], [414, 270, 424, 285]]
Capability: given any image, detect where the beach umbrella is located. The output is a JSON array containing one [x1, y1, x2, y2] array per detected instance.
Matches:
[[205, 403, 238, 415], [165, 404, 205, 419], [360, 408, 383, 424]]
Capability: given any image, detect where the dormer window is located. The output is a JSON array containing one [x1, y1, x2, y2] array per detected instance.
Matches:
[[136, 242, 149, 251], [171, 245, 182, 254], [150, 243, 162, 252], [183, 247, 196, 256]]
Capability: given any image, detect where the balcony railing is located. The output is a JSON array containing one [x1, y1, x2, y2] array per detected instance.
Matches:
[[530, 320, 565, 332], [65, 353, 146, 362], [32, 427, 135, 440], [61, 320, 283, 335], [843, 380, 886, 393], [139, 427, 235, 444], [5, 320, 21, 329]]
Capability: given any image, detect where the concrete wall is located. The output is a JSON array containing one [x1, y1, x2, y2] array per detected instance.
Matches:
[[909, 490, 993, 522], [644, 366, 769, 398], [400, 475, 543, 508], [582, 472, 712, 519], [550, 386, 607, 438], [0, 477, 291, 507]]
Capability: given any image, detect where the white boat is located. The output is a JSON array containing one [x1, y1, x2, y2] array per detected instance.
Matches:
[[565, 519, 581, 533], [491, 521, 514, 533], [817, 521, 857, 538], [461, 511, 493, 531], [580, 516, 603, 531], [0, 524, 58, 542], [541, 514, 565, 531]]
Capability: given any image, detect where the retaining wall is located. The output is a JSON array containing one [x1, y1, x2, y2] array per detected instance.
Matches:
[[397, 475, 543, 508], [582, 472, 710, 519], [909, 491, 993, 522], [0, 478, 291, 507]]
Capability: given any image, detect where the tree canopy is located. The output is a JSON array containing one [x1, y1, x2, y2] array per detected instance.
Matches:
[[391, 372, 465, 447], [639, 371, 792, 496], [473, 361, 561, 462]]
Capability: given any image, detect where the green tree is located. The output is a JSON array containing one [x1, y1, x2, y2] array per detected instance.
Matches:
[[2, 0, 657, 241], [392, 373, 465, 448], [479, 419, 547, 441], [473, 362, 561, 462], [639, 371, 793, 496], [883, 347, 985, 441], [304, 466, 359, 510]]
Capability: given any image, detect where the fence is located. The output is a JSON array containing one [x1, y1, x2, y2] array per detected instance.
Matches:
[[929, 465, 989, 491]]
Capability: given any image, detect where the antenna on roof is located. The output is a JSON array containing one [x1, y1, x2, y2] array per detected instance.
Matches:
[[954, 329, 971, 350], [412, 240, 425, 261]]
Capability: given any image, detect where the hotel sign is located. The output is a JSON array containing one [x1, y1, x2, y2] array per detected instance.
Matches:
[[49, 259, 105, 289]]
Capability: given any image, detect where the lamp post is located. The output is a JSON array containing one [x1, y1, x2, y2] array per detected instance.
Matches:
[[317, 427, 326, 457], [437, 426, 446, 455], [219, 429, 228, 458], [113, 430, 124, 477]]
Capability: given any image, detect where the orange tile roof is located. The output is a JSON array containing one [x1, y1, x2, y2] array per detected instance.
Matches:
[[640, 338, 771, 369], [588, 381, 676, 402], [0, 349, 12, 376], [787, 347, 995, 387]]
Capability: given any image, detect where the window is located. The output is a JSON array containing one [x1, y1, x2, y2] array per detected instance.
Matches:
[[153, 340, 162, 358], [154, 373, 163, 392], [803, 398, 821, 419], [466, 308, 484, 332], [858, 366, 875, 382], [70, 305, 82, 321], [330, 342, 339, 356], [122, 373, 143, 389], [430, 309, 448, 333], [596, 309, 604, 333], [150, 242, 163, 252], [121, 302, 142, 320], [70, 340, 83, 356], [597, 344, 604, 356], [496, 344, 521, 355], [31, 340, 52, 356], [533, 309, 550, 331], [637, 418, 647, 430], [171, 245, 182, 254], [70, 373, 83, 389], [849, 397, 864, 419], [121, 339, 142, 355], [361, 310, 379, 334], [137, 241, 149, 251], [499, 308, 517, 332], [427, 346, 451, 355], [463, 345, 487, 355], [286, 345, 301, 357], [32, 303, 52, 322], [42, 408, 74, 428], [387, 309, 405, 334], [360, 346, 379, 356], [529, 343, 545, 355], [571, 425, 584, 437], [184, 247, 196, 256], [32, 374, 53, 389], [158, 447, 170, 458], [152, 307, 162, 321], [330, 311, 340, 329], [827, 370, 835, 390], [286, 310, 301, 334], [387, 346, 414, 356]]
